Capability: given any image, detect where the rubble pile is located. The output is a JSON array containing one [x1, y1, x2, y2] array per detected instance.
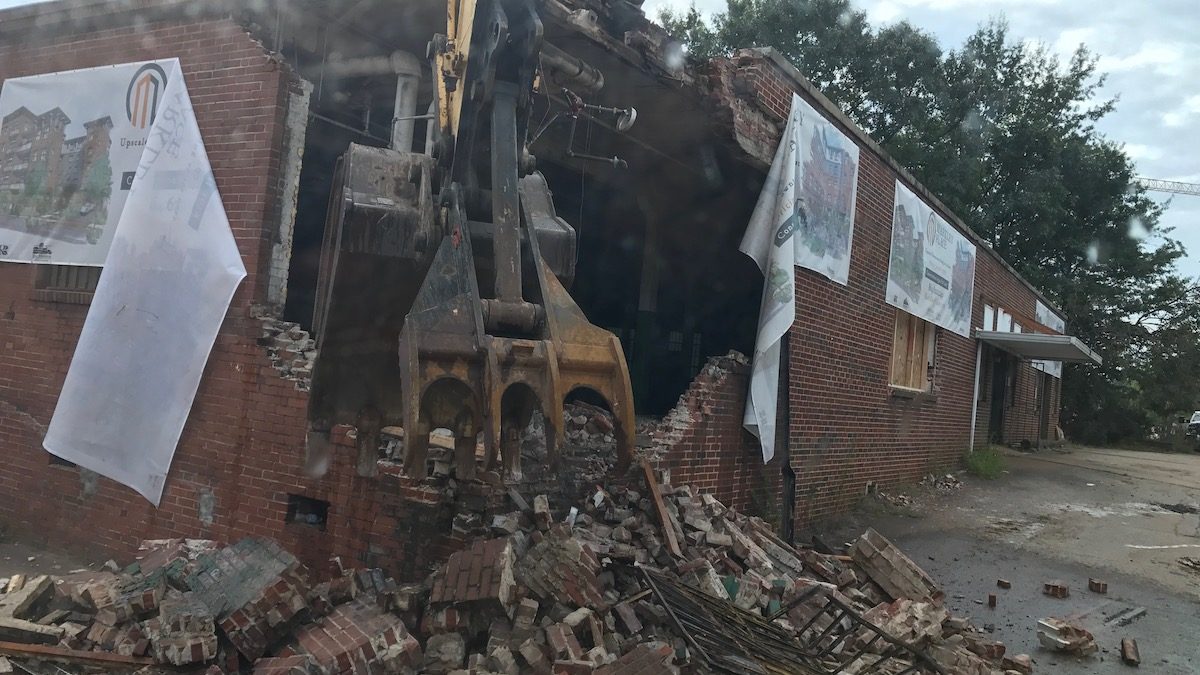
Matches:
[[920, 474, 964, 493], [255, 312, 315, 387], [0, 474, 1037, 675]]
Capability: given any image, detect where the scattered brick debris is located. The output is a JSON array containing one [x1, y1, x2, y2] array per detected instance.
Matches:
[[0, 479, 1026, 674]]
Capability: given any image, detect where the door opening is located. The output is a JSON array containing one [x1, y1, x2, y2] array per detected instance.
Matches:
[[988, 352, 1008, 444]]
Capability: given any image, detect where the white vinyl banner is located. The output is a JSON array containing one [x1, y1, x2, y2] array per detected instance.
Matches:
[[885, 181, 976, 337], [740, 94, 860, 462], [1033, 300, 1065, 378], [0, 60, 176, 265], [42, 59, 246, 505]]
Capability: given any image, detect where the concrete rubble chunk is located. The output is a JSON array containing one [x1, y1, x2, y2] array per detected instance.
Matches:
[[534, 495, 552, 530], [0, 575, 53, 620], [1036, 617, 1097, 655], [252, 654, 324, 675], [424, 632, 466, 673]]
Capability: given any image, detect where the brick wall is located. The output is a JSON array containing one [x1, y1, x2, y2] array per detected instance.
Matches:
[[0, 16, 364, 569], [647, 353, 784, 525], [0, 12, 1068, 567], [715, 50, 1062, 525]]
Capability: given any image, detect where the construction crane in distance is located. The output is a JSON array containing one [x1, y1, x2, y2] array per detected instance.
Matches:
[[1136, 177, 1200, 197]]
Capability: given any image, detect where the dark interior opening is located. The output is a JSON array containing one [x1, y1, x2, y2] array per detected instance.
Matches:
[[281, 38, 763, 419], [286, 493, 330, 530]]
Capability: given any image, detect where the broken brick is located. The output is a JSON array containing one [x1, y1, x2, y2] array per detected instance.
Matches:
[[1042, 581, 1070, 599], [291, 597, 420, 674]]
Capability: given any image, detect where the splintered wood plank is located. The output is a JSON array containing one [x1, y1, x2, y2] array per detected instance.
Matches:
[[0, 640, 153, 665], [642, 460, 683, 558]]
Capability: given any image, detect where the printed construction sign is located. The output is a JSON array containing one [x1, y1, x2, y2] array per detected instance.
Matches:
[[0, 60, 173, 265], [739, 93, 860, 462], [40, 59, 246, 505], [885, 181, 976, 337]]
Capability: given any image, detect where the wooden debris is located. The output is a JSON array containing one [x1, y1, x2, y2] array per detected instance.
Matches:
[[0, 640, 154, 666], [641, 460, 682, 558]]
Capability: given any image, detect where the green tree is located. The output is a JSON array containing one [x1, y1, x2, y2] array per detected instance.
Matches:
[[82, 156, 112, 206], [661, 4, 1200, 443], [23, 166, 46, 199]]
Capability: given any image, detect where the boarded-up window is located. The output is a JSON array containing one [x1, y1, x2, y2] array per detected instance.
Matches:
[[33, 265, 100, 304], [890, 310, 936, 391]]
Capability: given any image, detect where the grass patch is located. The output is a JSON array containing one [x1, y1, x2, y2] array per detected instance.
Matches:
[[963, 447, 1006, 479]]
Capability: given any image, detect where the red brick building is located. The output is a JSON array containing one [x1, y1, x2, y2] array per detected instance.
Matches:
[[0, 0, 1094, 577]]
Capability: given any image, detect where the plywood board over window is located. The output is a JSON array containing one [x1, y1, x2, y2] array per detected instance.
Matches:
[[890, 310, 936, 391]]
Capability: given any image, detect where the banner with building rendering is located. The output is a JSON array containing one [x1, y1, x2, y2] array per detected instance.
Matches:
[[0, 60, 174, 265], [885, 182, 976, 337], [740, 93, 860, 462], [41, 59, 246, 505]]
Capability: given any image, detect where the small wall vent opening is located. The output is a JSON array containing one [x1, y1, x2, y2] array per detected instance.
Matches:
[[286, 494, 329, 530]]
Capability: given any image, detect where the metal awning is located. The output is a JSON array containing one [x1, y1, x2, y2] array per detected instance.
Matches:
[[974, 330, 1102, 365]]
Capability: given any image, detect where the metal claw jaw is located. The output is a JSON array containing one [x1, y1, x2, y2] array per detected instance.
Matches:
[[397, 232, 634, 484]]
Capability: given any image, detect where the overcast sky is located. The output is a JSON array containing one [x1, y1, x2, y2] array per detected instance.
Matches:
[[1, 0, 1196, 277], [644, 0, 1200, 279]]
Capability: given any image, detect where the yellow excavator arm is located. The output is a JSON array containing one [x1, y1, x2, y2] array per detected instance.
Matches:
[[309, 0, 636, 484]]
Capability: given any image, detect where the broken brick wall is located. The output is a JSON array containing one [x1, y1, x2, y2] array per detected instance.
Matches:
[[710, 50, 1062, 525], [646, 353, 784, 526], [0, 12, 402, 573]]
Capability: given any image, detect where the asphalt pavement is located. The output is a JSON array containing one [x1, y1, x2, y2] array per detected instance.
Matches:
[[811, 446, 1200, 674]]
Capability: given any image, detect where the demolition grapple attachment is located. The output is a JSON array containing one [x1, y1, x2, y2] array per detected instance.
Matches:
[[308, 0, 635, 480]]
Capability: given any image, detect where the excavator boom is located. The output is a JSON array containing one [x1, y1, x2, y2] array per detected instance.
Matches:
[[308, 0, 635, 482]]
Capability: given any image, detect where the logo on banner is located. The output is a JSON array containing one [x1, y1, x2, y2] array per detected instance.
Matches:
[[775, 201, 807, 247], [31, 242, 52, 262], [126, 63, 168, 129]]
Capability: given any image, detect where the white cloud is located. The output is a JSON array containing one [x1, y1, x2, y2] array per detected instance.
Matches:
[[1097, 42, 1188, 75], [1050, 27, 1096, 57], [866, 0, 1059, 25], [1123, 143, 1164, 162], [1162, 95, 1200, 128], [868, 1, 905, 23]]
